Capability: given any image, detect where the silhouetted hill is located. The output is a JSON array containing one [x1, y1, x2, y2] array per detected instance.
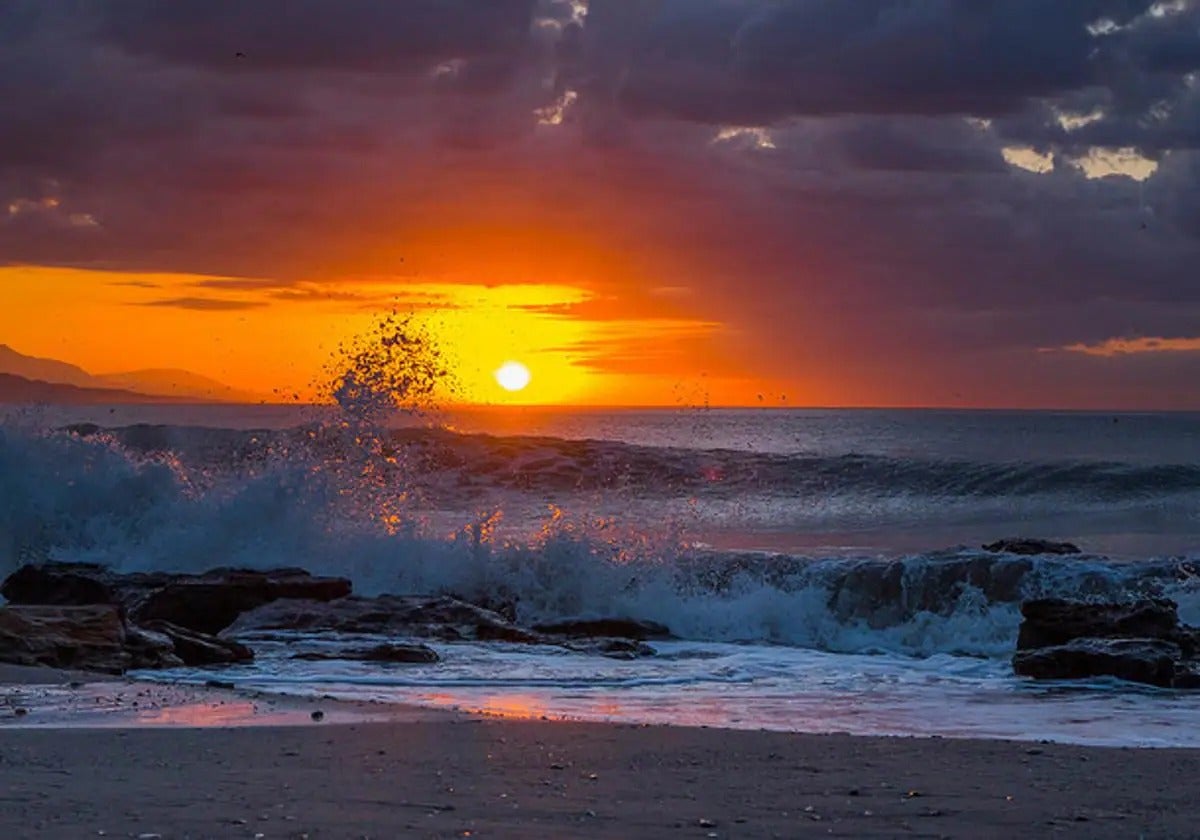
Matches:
[[0, 373, 191, 405]]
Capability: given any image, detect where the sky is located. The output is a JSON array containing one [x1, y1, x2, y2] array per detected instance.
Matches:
[[2, 0, 1199, 408]]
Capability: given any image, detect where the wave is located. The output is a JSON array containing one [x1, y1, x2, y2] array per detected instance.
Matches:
[[2, 421, 1198, 660], [63, 421, 1200, 503]]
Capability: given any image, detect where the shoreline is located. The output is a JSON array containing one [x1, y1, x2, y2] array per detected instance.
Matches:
[[4, 667, 1200, 837]]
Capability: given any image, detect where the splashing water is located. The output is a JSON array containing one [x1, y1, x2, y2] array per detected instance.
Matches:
[[325, 311, 454, 424]]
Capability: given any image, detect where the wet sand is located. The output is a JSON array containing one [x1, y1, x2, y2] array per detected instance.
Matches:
[[2, 667, 1198, 837]]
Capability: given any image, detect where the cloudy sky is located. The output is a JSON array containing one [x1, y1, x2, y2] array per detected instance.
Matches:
[[2, 0, 1198, 407]]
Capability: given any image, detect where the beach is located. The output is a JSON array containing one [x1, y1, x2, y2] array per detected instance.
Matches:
[[3, 670, 1199, 839]]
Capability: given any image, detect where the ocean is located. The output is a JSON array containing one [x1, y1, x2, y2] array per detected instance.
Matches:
[[3, 403, 1199, 746]]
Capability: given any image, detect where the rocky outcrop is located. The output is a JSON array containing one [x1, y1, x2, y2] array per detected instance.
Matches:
[[1016, 598, 1183, 651], [983, 538, 1081, 556], [292, 643, 440, 664], [228, 595, 663, 658], [225, 594, 539, 642], [139, 620, 254, 666], [1, 563, 352, 634], [1014, 638, 1181, 687], [132, 570, 351, 635], [0, 605, 180, 674], [1013, 598, 1200, 688]]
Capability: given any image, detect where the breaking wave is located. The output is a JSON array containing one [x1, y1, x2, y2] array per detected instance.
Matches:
[[2, 418, 1198, 660]]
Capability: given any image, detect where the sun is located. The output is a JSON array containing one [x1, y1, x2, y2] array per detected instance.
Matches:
[[494, 360, 532, 392]]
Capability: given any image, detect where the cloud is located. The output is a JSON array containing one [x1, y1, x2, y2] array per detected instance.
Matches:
[[1051, 335, 1200, 355], [139, 297, 267, 312], [3, 0, 1200, 406]]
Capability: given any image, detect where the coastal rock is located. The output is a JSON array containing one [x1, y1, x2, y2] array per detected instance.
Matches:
[[139, 620, 254, 666], [123, 624, 186, 670], [227, 595, 658, 658], [291, 643, 440, 664], [982, 538, 1081, 556], [225, 595, 541, 643], [825, 555, 1033, 627], [131, 569, 351, 634], [1013, 638, 1181, 687], [1016, 598, 1180, 650], [532, 618, 673, 641], [1013, 597, 1200, 688], [562, 638, 657, 659], [0, 563, 120, 605], [1, 563, 352, 635], [0, 605, 131, 674]]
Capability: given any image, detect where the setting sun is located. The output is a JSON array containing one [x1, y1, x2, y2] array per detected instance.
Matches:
[[494, 360, 532, 392]]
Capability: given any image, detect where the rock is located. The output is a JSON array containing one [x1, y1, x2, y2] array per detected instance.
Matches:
[[1013, 637, 1182, 687], [1, 563, 352, 635], [123, 624, 185, 670], [226, 595, 539, 643], [228, 595, 658, 658], [139, 620, 253, 666], [0, 605, 131, 674], [1016, 598, 1181, 651], [562, 638, 656, 659], [532, 618, 672, 640], [291, 643, 439, 664], [825, 554, 1033, 628], [982, 538, 1081, 556], [0, 563, 119, 605], [1173, 662, 1200, 689]]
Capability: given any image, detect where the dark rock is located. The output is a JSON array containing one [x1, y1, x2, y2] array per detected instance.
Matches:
[[982, 538, 1081, 556], [131, 568, 351, 634], [123, 624, 185, 670], [1013, 637, 1181, 687], [1016, 598, 1181, 651], [1, 563, 352, 635], [1, 562, 120, 606], [1173, 663, 1200, 689], [228, 595, 657, 658], [226, 594, 538, 643], [0, 605, 131, 674], [291, 643, 439, 664], [562, 638, 656, 659], [139, 620, 253, 666], [825, 555, 1034, 628], [532, 618, 672, 641]]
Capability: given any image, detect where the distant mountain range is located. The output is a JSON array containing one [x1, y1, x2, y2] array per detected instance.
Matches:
[[0, 344, 261, 404]]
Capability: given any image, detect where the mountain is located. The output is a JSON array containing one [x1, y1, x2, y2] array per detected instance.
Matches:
[[0, 344, 94, 388], [0, 344, 260, 403], [94, 369, 260, 402], [0, 373, 189, 405]]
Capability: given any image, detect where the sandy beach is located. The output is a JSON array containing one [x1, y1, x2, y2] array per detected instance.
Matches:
[[2, 669, 1198, 839]]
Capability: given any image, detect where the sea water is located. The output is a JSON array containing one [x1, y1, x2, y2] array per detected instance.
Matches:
[[3, 404, 1199, 746]]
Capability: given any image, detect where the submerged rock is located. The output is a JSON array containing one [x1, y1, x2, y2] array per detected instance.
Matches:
[[532, 618, 673, 641], [1, 563, 352, 634], [983, 538, 1081, 556], [292, 643, 440, 664], [1013, 638, 1181, 687], [562, 638, 657, 659]]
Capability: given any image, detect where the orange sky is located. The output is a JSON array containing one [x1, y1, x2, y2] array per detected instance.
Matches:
[[0, 264, 783, 406]]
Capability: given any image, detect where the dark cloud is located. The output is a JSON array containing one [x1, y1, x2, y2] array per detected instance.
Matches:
[[139, 297, 267, 312], [2, 0, 1200, 406]]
